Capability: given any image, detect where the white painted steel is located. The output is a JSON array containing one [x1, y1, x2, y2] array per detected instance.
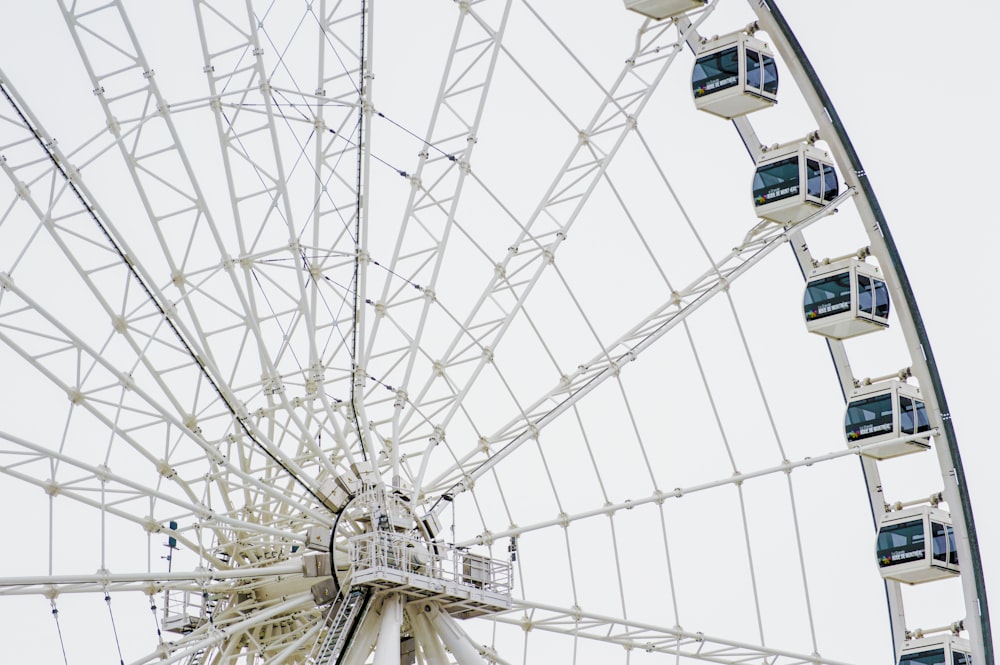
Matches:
[[428, 606, 487, 665], [747, 3, 990, 661], [0, 1, 988, 664], [407, 611, 450, 665], [372, 594, 402, 665]]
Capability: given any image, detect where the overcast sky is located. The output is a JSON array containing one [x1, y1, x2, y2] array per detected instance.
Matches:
[[0, 2, 996, 664]]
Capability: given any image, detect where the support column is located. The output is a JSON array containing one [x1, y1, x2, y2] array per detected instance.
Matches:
[[407, 608, 450, 665], [373, 593, 403, 665], [428, 605, 486, 665]]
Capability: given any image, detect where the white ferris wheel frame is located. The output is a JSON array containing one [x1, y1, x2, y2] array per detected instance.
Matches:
[[0, 1, 990, 664]]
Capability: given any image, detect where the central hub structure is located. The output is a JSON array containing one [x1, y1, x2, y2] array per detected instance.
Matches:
[[348, 528, 512, 619], [346, 487, 511, 619], [314, 470, 512, 619]]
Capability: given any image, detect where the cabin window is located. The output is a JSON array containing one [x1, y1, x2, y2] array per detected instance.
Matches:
[[753, 157, 799, 205], [807, 160, 839, 201], [746, 49, 762, 90], [804, 273, 851, 320], [762, 53, 778, 94], [899, 396, 930, 435], [877, 519, 925, 568], [932, 522, 959, 565], [846, 392, 894, 441], [901, 650, 947, 665], [823, 164, 838, 201], [744, 49, 778, 95], [692, 47, 739, 97], [858, 276, 890, 319]]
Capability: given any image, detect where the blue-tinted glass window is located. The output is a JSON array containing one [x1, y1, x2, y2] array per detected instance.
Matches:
[[932, 522, 959, 565], [804, 273, 851, 320], [858, 275, 873, 315], [807, 159, 823, 198], [693, 47, 739, 97], [953, 650, 973, 665], [746, 49, 762, 90], [877, 519, 926, 568], [846, 392, 894, 441], [858, 275, 890, 320], [762, 54, 778, 94], [873, 278, 890, 318], [823, 163, 839, 201], [753, 157, 799, 206], [901, 649, 947, 665], [807, 161, 838, 202], [899, 396, 931, 435]]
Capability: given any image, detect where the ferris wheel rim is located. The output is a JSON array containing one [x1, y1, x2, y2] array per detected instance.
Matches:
[[749, 1, 992, 662], [0, 1, 989, 664]]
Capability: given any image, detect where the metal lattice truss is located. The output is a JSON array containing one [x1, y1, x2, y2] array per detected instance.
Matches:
[[0, 0, 929, 664], [379, 12, 721, 500], [501, 600, 855, 665], [421, 187, 855, 498]]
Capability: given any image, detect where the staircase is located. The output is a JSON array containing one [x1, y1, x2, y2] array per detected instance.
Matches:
[[310, 587, 371, 665]]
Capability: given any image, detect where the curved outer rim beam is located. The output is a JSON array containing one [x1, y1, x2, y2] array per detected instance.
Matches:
[[673, 12, 910, 657], [682, 12, 908, 650], [747, 2, 993, 663]]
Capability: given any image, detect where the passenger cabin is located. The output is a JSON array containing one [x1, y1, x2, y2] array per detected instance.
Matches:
[[877, 506, 960, 584], [693, 33, 778, 118], [845, 380, 931, 459], [753, 144, 838, 224], [899, 635, 973, 665], [624, 0, 706, 20], [804, 259, 890, 339]]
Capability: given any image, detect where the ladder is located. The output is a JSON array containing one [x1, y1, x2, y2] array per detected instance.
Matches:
[[310, 587, 371, 665]]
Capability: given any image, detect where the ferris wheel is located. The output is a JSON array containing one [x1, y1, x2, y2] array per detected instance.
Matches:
[[0, 1, 992, 664]]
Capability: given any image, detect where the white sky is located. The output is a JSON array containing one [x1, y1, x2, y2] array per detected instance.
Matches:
[[0, 1, 996, 664]]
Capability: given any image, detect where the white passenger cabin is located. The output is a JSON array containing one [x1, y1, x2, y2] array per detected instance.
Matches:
[[693, 32, 778, 118], [899, 635, 973, 665], [753, 143, 838, 224], [845, 380, 931, 459], [804, 259, 890, 339], [877, 506, 960, 584], [623, 0, 705, 20]]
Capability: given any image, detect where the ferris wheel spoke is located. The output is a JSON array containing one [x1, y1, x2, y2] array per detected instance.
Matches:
[[363, 0, 513, 478], [0, 428, 316, 555], [452, 437, 908, 550], [497, 599, 857, 665], [397, 15, 715, 498], [419, 189, 852, 496], [308, 0, 367, 420], [192, 0, 319, 386], [0, 278, 331, 538], [0, 3, 987, 664], [193, 0, 377, 466], [126, 593, 315, 665], [0, 137, 332, 520], [0, 559, 305, 597], [55, 0, 254, 355], [56, 0, 346, 486]]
